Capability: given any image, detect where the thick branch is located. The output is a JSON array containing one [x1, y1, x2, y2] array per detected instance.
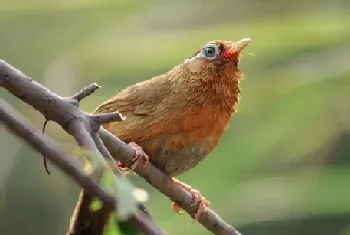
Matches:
[[0, 59, 242, 235], [1, 100, 114, 207], [0, 100, 162, 235], [0, 60, 163, 235]]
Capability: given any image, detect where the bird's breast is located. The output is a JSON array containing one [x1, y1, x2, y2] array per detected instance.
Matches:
[[142, 136, 214, 176]]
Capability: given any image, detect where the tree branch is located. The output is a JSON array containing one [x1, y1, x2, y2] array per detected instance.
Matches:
[[0, 59, 242, 235], [91, 113, 125, 127], [0, 100, 163, 235], [71, 83, 101, 102], [0, 61, 163, 235]]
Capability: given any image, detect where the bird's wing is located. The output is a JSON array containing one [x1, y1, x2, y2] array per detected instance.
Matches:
[[93, 75, 173, 142], [94, 75, 170, 114]]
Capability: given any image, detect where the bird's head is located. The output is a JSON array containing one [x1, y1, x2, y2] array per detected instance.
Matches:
[[179, 38, 251, 82], [165, 38, 251, 112]]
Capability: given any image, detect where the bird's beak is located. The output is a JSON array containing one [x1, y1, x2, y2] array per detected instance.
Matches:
[[224, 38, 251, 58]]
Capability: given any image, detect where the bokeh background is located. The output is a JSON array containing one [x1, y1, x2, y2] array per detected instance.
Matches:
[[1, 0, 350, 234]]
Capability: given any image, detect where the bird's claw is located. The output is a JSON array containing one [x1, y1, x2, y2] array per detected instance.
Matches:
[[171, 203, 186, 214], [172, 178, 210, 221], [193, 196, 210, 222], [129, 142, 149, 171]]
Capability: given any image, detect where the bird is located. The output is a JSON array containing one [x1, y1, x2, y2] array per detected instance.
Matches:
[[93, 38, 251, 221]]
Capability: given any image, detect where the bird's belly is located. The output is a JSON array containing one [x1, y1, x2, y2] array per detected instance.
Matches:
[[142, 141, 212, 177]]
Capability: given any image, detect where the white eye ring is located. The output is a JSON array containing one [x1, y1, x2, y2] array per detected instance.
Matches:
[[184, 44, 220, 63], [201, 44, 219, 60]]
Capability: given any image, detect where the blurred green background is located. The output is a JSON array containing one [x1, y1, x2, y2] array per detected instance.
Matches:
[[1, 0, 350, 234]]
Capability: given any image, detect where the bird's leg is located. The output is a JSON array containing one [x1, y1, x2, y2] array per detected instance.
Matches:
[[171, 178, 210, 221], [128, 141, 149, 170], [115, 142, 149, 171]]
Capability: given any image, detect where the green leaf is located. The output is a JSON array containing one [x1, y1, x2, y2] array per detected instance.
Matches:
[[88, 150, 105, 173], [101, 170, 114, 189], [115, 177, 137, 221], [104, 214, 142, 235], [118, 221, 142, 235], [105, 214, 121, 235], [89, 197, 103, 212]]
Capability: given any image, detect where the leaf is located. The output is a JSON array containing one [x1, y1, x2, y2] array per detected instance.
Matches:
[[89, 197, 103, 212], [104, 214, 142, 235], [104, 214, 121, 235], [82, 150, 105, 176], [115, 177, 137, 221], [132, 188, 149, 203], [118, 221, 142, 235], [101, 170, 114, 189], [88, 150, 105, 173]]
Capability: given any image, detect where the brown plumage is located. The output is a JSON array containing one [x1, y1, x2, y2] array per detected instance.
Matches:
[[94, 38, 251, 220]]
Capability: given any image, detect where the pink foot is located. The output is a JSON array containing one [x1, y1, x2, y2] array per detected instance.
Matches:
[[128, 142, 149, 171], [115, 142, 149, 172], [171, 178, 210, 221], [116, 161, 128, 170]]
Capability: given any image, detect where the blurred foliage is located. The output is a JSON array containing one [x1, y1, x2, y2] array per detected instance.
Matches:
[[106, 215, 121, 235], [1, 0, 350, 234]]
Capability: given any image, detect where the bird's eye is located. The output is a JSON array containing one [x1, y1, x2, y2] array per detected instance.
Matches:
[[203, 46, 217, 58]]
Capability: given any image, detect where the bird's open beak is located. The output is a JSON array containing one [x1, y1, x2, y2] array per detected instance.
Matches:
[[224, 38, 251, 58]]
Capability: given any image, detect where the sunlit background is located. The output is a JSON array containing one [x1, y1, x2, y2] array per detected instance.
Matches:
[[1, 0, 350, 234]]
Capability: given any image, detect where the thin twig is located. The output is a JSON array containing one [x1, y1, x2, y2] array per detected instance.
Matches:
[[90, 112, 125, 126], [71, 83, 101, 102], [92, 133, 124, 177], [41, 119, 51, 174]]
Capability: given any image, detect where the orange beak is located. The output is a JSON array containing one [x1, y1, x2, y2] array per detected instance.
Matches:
[[223, 38, 251, 58]]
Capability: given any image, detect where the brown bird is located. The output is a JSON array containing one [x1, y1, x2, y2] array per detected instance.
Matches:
[[94, 38, 251, 220]]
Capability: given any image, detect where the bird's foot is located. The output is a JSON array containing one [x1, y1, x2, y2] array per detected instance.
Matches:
[[128, 141, 149, 171], [171, 178, 210, 221], [116, 161, 128, 170], [115, 142, 149, 172]]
